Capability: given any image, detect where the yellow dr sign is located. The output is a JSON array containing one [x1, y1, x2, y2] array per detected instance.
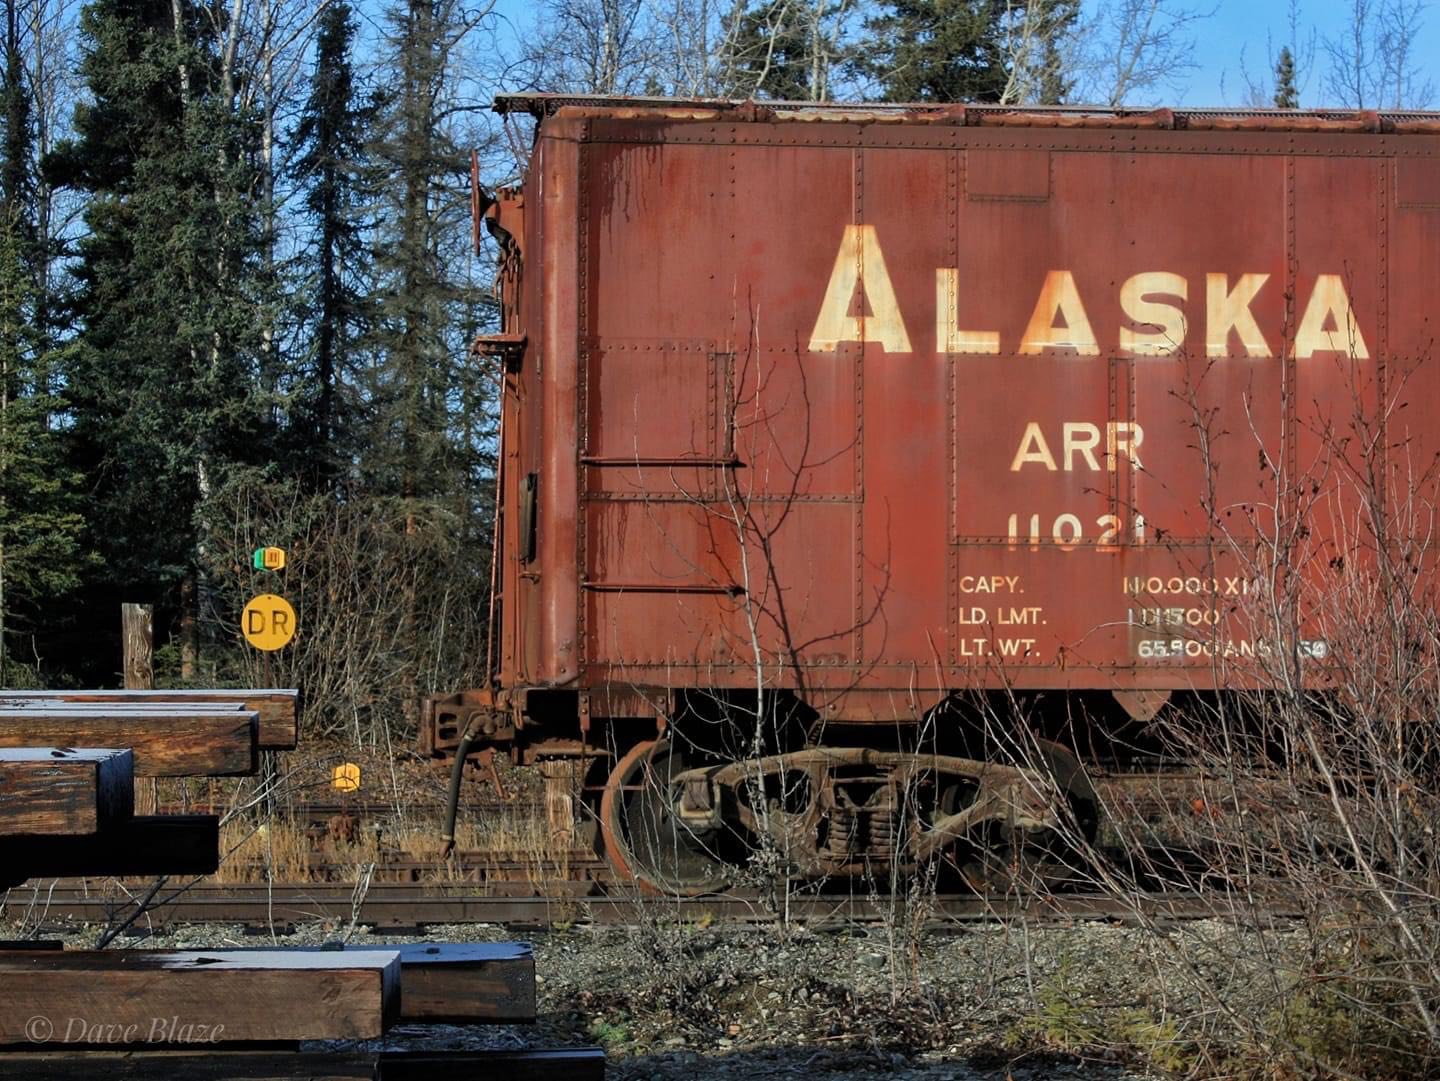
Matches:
[[241, 593, 296, 651]]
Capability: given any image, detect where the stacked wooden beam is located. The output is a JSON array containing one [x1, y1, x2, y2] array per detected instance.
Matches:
[[0, 749, 133, 835], [0, 949, 404, 1042], [0, 688, 299, 751], [0, 942, 604, 1079], [0, 687, 605, 1077], [0, 688, 299, 888]]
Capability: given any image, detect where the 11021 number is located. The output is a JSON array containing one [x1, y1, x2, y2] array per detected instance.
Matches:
[[1006, 512, 1147, 550]]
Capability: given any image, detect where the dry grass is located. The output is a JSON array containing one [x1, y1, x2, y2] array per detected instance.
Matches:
[[213, 799, 578, 885]]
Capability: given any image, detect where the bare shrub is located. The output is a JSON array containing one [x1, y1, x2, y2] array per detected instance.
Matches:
[[1010, 347, 1440, 1076], [199, 473, 490, 752]]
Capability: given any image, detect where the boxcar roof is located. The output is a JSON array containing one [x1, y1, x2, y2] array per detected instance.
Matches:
[[494, 92, 1440, 131]]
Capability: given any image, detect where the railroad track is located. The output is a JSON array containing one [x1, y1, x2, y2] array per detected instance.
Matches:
[[1, 881, 1294, 932], [213, 851, 610, 886]]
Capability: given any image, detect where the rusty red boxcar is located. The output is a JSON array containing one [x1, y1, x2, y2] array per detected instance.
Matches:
[[430, 97, 1440, 893]]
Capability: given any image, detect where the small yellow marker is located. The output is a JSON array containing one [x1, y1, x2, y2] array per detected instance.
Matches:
[[332, 763, 361, 792], [252, 546, 287, 571]]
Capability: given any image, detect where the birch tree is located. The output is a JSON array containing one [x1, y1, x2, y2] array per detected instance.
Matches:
[[1074, 0, 1213, 106], [1323, 0, 1434, 109]]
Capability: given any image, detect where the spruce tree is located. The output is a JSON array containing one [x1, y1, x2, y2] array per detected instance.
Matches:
[[0, 1, 84, 680], [1, 2, 34, 241], [46, 0, 269, 670], [366, 0, 479, 504], [291, 1, 374, 488], [0, 211, 83, 680], [857, 0, 1013, 103], [365, 0, 491, 725], [1274, 46, 1299, 108], [720, 2, 824, 100], [1032, 0, 1079, 105]]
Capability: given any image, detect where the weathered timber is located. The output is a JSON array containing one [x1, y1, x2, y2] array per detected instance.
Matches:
[[0, 702, 245, 712], [0, 749, 134, 835], [0, 940, 62, 950], [0, 711, 257, 777], [392, 941, 535, 1022], [0, 1048, 607, 1080], [0, 690, 298, 750], [120, 605, 154, 691], [0, 815, 219, 885], [223, 942, 535, 1023], [0, 949, 401, 1045]]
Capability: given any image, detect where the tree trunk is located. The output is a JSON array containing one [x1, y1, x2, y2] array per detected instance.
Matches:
[[179, 573, 197, 678]]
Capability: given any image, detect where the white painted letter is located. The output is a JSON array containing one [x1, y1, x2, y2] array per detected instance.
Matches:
[[1063, 423, 1101, 471], [1019, 271, 1099, 355], [1206, 273, 1272, 357], [936, 268, 999, 354], [1107, 422, 1145, 470], [1120, 272, 1187, 356], [1011, 422, 1058, 471], [1294, 274, 1370, 359], [809, 225, 913, 353]]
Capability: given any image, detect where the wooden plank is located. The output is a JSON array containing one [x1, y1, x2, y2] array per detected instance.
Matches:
[[0, 949, 401, 1044], [0, 703, 246, 713], [221, 942, 535, 1023], [0, 712, 257, 777], [0, 749, 133, 835], [0, 940, 63, 950], [0, 691, 298, 750], [388, 941, 534, 1022], [0, 815, 219, 885], [0, 1049, 606, 1080]]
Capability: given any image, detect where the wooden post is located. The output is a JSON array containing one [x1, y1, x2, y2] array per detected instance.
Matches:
[[538, 760, 583, 849], [121, 603, 155, 812], [121, 604, 154, 690]]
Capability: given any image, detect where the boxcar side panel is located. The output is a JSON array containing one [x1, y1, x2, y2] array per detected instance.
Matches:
[[509, 112, 1438, 709]]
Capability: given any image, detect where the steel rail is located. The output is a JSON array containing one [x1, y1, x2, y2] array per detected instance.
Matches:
[[2, 884, 1300, 932]]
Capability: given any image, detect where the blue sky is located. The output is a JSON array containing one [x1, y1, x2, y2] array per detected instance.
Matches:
[[480, 0, 1436, 108], [1183, 0, 1437, 106]]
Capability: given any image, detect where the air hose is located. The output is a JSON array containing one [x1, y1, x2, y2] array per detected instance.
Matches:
[[441, 717, 481, 858]]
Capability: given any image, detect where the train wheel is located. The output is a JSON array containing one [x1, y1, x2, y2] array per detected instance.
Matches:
[[599, 738, 729, 896], [952, 740, 1098, 895]]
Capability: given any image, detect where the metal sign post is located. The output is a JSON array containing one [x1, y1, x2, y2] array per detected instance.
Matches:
[[243, 550, 293, 815]]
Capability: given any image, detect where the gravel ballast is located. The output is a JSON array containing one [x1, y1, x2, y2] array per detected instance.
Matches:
[[2, 904, 1326, 1079]]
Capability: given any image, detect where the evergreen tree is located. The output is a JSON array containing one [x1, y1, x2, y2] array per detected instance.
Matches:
[[366, 0, 481, 503], [365, 0, 491, 723], [1, 2, 35, 238], [0, 1, 84, 680], [1031, 0, 1079, 105], [720, 2, 823, 100], [291, 1, 374, 488], [45, 0, 270, 671], [857, 0, 1013, 103], [0, 211, 83, 680], [1274, 45, 1299, 108]]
